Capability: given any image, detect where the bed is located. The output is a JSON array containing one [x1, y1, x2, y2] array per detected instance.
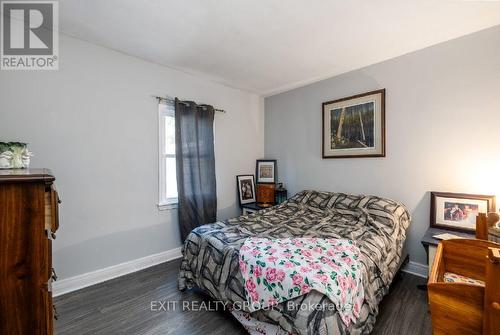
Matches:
[[178, 190, 411, 334]]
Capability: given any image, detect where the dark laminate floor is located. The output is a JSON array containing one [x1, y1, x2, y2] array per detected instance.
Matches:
[[55, 259, 432, 335]]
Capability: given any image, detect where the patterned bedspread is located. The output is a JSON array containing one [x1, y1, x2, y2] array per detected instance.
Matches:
[[178, 190, 411, 335]]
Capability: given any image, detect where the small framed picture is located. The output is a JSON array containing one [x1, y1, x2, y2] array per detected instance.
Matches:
[[256, 159, 277, 184], [237, 175, 256, 205], [430, 192, 496, 233]]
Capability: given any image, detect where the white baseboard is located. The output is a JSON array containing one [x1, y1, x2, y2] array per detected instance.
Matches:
[[402, 261, 428, 278], [53, 247, 183, 297]]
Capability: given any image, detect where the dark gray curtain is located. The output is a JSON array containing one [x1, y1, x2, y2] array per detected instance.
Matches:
[[175, 98, 217, 241]]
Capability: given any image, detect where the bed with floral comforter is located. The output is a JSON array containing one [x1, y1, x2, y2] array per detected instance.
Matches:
[[178, 190, 411, 335]]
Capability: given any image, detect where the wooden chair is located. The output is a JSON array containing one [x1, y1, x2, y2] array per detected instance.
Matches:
[[427, 214, 500, 335]]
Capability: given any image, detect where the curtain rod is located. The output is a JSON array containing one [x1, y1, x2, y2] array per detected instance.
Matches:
[[152, 95, 226, 113]]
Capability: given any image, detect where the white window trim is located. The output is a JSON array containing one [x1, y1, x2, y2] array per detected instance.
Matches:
[[158, 101, 178, 211], [158, 201, 178, 211]]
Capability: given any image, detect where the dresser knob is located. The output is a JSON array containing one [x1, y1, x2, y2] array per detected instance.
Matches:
[[53, 304, 59, 320], [492, 302, 500, 310]]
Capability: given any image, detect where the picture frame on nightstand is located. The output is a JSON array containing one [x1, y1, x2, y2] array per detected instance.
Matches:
[[255, 159, 277, 184], [430, 191, 496, 233], [236, 175, 256, 205]]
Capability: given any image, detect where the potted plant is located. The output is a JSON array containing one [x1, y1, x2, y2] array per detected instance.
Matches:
[[0, 142, 33, 169]]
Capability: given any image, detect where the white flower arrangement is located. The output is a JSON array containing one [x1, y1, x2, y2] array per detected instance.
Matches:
[[0, 142, 33, 169]]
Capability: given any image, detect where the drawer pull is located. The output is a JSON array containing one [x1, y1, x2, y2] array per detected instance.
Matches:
[[51, 268, 58, 281], [45, 229, 56, 240], [53, 305, 59, 320]]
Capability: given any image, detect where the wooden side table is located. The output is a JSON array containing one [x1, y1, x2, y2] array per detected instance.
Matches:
[[421, 227, 474, 276]]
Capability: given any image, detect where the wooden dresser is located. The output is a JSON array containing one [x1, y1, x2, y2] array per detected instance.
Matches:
[[0, 169, 60, 335]]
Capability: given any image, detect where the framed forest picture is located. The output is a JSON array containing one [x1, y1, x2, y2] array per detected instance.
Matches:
[[322, 89, 385, 158]]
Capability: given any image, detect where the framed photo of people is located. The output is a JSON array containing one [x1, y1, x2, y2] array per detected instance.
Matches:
[[430, 192, 496, 233], [237, 175, 256, 205], [322, 89, 385, 158]]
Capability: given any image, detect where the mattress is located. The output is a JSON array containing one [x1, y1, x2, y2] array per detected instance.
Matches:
[[178, 190, 411, 335]]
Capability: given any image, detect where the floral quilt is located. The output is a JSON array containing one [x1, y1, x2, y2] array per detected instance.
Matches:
[[239, 237, 364, 326], [178, 190, 411, 335]]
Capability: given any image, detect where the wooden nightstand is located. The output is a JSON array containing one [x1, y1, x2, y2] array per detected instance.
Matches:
[[241, 202, 263, 215], [421, 228, 474, 276]]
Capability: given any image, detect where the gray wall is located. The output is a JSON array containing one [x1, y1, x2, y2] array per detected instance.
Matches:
[[0, 35, 264, 279], [265, 25, 500, 265]]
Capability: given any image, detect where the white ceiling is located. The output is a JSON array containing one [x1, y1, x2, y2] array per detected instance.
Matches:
[[60, 0, 500, 96]]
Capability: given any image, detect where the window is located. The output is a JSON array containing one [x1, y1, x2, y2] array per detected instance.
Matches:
[[158, 100, 178, 209]]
